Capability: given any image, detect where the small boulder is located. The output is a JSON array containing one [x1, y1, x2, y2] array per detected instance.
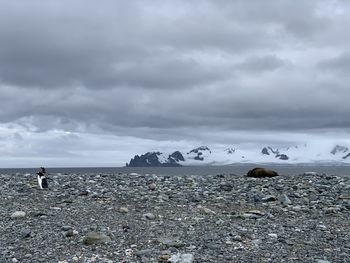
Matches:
[[261, 195, 277, 202], [65, 229, 74, 237], [83, 232, 111, 245], [21, 228, 31, 238], [10, 211, 26, 219], [143, 213, 156, 220], [119, 207, 129, 213], [169, 253, 194, 263], [148, 183, 157, 191]]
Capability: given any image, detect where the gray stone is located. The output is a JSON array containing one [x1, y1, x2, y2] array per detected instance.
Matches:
[[219, 183, 233, 191], [169, 253, 194, 263], [83, 232, 111, 245], [21, 228, 31, 238], [251, 239, 262, 247], [143, 212, 156, 220], [65, 229, 74, 237], [148, 183, 157, 191], [135, 249, 154, 257], [158, 238, 186, 248], [61, 225, 72, 231], [10, 211, 26, 219], [119, 207, 129, 213], [262, 195, 277, 202], [280, 194, 292, 205]]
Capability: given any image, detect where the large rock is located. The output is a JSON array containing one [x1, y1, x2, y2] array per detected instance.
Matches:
[[82, 232, 111, 245], [247, 168, 279, 178]]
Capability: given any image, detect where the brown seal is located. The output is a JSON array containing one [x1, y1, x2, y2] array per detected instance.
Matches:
[[247, 167, 279, 178]]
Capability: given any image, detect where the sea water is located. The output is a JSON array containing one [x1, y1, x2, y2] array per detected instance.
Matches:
[[1, 164, 350, 176]]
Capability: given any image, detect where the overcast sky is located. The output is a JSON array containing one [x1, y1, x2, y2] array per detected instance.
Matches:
[[0, 0, 350, 167]]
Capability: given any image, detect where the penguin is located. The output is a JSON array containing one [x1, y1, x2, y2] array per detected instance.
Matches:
[[37, 167, 48, 189]]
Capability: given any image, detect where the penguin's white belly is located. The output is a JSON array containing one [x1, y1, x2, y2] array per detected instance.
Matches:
[[37, 175, 43, 189]]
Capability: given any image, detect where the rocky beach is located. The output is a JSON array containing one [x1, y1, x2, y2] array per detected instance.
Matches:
[[1, 171, 349, 263]]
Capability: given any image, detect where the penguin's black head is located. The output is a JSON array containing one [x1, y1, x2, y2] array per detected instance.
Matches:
[[37, 172, 44, 177]]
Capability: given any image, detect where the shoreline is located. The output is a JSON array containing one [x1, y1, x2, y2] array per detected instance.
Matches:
[[1, 164, 350, 177]]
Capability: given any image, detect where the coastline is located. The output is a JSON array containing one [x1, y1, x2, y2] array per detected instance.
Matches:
[[1, 164, 350, 177]]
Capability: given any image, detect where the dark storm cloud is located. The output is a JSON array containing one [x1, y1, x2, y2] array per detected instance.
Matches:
[[318, 53, 350, 74], [0, 0, 349, 142], [236, 55, 288, 73], [0, 0, 327, 89]]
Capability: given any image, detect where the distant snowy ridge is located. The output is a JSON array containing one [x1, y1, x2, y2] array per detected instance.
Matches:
[[125, 144, 350, 167]]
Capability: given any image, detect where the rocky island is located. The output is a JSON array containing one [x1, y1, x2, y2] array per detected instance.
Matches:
[[1, 171, 349, 262]]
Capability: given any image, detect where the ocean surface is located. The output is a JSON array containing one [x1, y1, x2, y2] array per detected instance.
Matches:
[[1, 164, 350, 176]]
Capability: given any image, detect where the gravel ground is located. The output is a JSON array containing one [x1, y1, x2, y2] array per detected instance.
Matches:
[[0, 171, 349, 263]]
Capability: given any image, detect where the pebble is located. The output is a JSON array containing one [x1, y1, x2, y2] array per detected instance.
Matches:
[[61, 225, 72, 231], [232, 235, 243, 242], [280, 194, 292, 205], [119, 207, 129, 213], [143, 212, 156, 220], [169, 253, 194, 263], [148, 183, 157, 191], [251, 239, 262, 247], [292, 205, 302, 212], [65, 229, 74, 237], [21, 228, 31, 238], [83, 232, 111, 245], [10, 211, 26, 219], [261, 195, 277, 202]]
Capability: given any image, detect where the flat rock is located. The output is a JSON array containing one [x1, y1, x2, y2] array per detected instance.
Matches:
[[169, 253, 194, 263], [143, 212, 156, 220], [82, 232, 111, 245], [261, 195, 277, 202], [21, 228, 31, 238], [10, 211, 26, 219]]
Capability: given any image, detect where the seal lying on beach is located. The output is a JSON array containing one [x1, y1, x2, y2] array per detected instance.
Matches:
[[37, 167, 48, 189], [247, 168, 279, 178]]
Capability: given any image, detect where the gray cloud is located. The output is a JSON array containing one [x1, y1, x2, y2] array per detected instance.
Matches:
[[0, 0, 349, 166], [318, 53, 350, 74]]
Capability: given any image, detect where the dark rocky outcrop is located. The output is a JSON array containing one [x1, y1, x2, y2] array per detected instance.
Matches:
[[188, 146, 211, 161], [262, 147, 270, 155], [168, 151, 185, 163], [342, 153, 350, 159], [126, 152, 162, 167], [276, 154, 289, 160], [126, 152, 182, 167], [331, 145, 349, 155], [188, 146, 211, 154], [225, 148, 235, 154], [262, 147, 289, 160]]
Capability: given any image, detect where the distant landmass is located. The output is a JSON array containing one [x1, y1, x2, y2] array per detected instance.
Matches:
[[125, 144, 350, 167]]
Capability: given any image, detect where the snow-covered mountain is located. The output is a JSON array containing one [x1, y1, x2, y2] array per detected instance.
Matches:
[[125, 144, 350, 166]]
